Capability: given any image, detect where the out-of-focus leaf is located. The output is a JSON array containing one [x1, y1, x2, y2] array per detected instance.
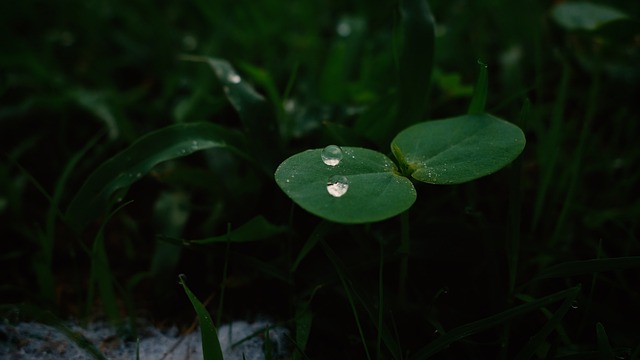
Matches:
[[65, 122, 246, 233], [551, 2, 628, 32], [468, 61, 488, 115]]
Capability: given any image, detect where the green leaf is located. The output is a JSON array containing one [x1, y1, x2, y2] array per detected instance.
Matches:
[[179, 274, 224, 360], [65, 122, 246, 232], [275, 147, 416, 224], [551, 2, 628, 32], [391, 114, 525, 184]]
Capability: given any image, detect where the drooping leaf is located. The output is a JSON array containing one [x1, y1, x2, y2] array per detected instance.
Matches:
[[551, 2, 628, 31], [275, 147, 416, 223], [391, 114, 525, 184], [206, 57, 283, 174], [65, 122, 246, 232]]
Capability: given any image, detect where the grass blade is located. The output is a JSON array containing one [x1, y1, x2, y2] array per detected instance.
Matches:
[[179, 274, 224, 360], [410, 286, 581, 359], [321, 240, 372, 360], [596, 322, 615, 360], [514, 289, 580, 360], [65, 122, 246, 232], [468, 61, 488, 115], [397, 0, 435, 131], [534, 256, 640, 280]]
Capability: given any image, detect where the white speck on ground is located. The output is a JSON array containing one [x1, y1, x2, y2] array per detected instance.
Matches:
[[0, 319, 289, 360]]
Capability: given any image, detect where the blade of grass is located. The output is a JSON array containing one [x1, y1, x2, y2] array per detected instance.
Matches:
[[550, 64, 601, 246], [596, 322, 615, 360], [514, 289, 580, 360], [320, 239, 372, 360], [468, 61, 488, 115], [396, 0, 435, 132], [291, 220, 333, 273], [65, 122, 247, 233], [533, 256, 640, 280], [409, 286, 581, 359], [86, 200, 134, 323], [531, 62, 570, 231], [179, 274, 224, 360]]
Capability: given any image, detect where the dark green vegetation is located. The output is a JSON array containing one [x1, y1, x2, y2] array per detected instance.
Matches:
[[2, 0, 640, 358]]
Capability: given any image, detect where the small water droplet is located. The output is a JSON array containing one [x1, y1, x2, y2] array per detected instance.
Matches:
[[136, 172, 142, 178], [321, 145, 343, 166], [570, 300, 579, 309], [227, 73, 241, 84], [442, 286, 450, 294], [327, 175, 349, 197], [180, 149, 187, 154], [191, 140, 199, 150]]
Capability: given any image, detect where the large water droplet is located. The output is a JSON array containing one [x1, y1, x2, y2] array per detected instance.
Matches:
[[321, 145, 343, 166], [327, 175, 349, 197], [227, 73, 241, 84]]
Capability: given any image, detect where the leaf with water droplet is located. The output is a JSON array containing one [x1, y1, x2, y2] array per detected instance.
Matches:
[[275, 147, 416, 223], [66, 122, 247, 232], [391, 114, 525, 184]]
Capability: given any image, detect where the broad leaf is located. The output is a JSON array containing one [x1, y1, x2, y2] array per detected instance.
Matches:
[[65, 122, 246, 232], [275, 147, 416, 224], [391, 114, 525, 184]]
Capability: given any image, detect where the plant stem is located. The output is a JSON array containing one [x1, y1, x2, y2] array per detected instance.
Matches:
[[398, 211, 410, 306]]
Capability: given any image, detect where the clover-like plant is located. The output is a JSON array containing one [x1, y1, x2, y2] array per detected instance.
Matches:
[[275, 67, 526, 224]]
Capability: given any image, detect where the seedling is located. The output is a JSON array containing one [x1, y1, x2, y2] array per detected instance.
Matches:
[[274, 81, 526, 224]]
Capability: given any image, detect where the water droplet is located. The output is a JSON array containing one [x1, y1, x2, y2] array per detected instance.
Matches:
[[191, 140, 199, 150], [227, 73, 241, 84], [136, 172, 142, 178], [321, 145, 343, 166], [570, 300, 579, 309], [327, 175, 349, 197]]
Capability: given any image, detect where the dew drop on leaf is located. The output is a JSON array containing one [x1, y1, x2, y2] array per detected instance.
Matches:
[[227, 74, 241, 84], [327, 175, 349, 197], [321, 145, 343, 166]]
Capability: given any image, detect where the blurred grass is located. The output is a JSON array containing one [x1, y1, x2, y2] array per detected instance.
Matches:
[[1, 0, 639, 358]]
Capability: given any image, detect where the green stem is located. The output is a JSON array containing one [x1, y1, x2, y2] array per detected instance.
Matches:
[[398, 211, 410, 305]]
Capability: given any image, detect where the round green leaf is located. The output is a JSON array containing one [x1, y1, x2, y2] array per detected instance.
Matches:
[[391, 114, 525, 184], [275, 147, 416, 224]]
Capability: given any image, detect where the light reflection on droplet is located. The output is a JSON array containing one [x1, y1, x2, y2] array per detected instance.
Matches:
[[227, 74, 241, 84], [321, 145, 343, 166], [327, 175, 349, 197]]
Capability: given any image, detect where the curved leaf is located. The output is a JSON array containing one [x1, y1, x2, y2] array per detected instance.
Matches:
[[275, 147, 416, 224], [65, 122, 246, 232], [391, 114, 525, 184]]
